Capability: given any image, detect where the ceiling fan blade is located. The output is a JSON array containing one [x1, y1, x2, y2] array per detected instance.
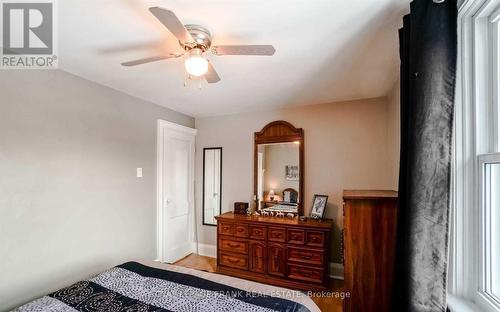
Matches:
[[205, 62, 221, 83], [149, 7, 193, 43], [121, 54, 181, 67], [212, 45, 276, 56]]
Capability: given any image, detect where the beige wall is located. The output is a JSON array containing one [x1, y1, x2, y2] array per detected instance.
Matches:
[[0, 70, 194, 311], [195, 97, 399, 263], [387, 80, 401, 190]]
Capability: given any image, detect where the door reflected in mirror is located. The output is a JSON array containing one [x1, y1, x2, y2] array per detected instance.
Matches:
[[203, 147, 222, 226], [257, 142, 299, 214]]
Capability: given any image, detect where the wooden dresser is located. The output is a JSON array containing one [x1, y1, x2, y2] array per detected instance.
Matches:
[[215, 212, 333, 291], [342, 190, 398, 312]]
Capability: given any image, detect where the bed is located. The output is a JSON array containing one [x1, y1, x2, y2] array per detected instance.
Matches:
[[13, 260, 320, 312]]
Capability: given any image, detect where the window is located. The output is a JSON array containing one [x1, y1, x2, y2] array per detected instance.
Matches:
[[478, 3, 500, 309], [453, 0, 500, 311], [480, 155, 500, 307]]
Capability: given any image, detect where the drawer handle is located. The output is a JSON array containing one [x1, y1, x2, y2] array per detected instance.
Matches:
[[298, 269, 312, 277], [300, 253, 313, 260], [291, 234, 301, 240], [237, 228, 245, 232], [272, 232, 282, 237], [227, 258, 240, 264], [227, 242, 241, 248], [222, 226, 230, 231], [254, 230, 262, 235], [311, 236, 319, 242]]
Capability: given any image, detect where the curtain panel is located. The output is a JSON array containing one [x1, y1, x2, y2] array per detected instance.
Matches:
[[392, 0, 457, 311]]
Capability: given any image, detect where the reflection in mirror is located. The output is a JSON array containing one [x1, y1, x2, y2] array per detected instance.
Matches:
[[257, 142, 299, 215], [203, 148, 222, 226]]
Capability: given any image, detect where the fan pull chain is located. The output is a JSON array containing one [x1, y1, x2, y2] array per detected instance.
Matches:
[[183, 74, 203, 89], [184, 74, 192, 87]]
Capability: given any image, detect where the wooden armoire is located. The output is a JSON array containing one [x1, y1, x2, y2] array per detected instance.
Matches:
[[343, 190, 398, 312]]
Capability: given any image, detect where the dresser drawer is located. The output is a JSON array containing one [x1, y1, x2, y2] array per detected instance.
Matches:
[[249, 225, 266, 240], [287, 264, 324, 284], [220, 252, 248, 270], [234, 224, 249, 238], [268, 227, 286, 243], [218, 222, 234, 236], [306, 231, 326, 247], [219, 238, 248, 254], [287, 229, 305, 245], [287, 246, 324, 265]]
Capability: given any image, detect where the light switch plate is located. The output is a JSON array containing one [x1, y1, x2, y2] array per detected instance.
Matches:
[[136, 168, 143, 178]]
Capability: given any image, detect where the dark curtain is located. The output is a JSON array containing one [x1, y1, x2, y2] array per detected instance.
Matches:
[[392, 1, 457, 311]]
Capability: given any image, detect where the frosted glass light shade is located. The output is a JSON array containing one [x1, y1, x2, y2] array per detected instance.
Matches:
[[185, 55, 208, 77]]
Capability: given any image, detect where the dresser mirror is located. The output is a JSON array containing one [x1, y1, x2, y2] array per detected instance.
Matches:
[[203, 147, 222, 226], [254, 121, 304, 216]]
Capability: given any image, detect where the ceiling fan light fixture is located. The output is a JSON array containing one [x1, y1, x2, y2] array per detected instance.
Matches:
[[122, 8, 277, 84], [185, 48, 208, 77]]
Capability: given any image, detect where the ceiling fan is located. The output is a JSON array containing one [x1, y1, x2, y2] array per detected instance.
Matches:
[[121, 7, 276, 84]]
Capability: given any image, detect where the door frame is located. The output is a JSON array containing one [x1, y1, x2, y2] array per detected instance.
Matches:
[[156, 119, 197, 262]]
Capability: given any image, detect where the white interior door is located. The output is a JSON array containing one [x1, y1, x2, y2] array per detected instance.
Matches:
[[157, 120, 196, 263]]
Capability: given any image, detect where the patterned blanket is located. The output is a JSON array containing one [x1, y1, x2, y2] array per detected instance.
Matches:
[[13, 262, 311, 312]]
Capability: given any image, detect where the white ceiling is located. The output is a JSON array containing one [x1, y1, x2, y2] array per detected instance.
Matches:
[[59, 0, 410, 118]]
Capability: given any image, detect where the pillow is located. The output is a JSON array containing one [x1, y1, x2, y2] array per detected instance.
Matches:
[[284, 191, 291, 203], [283, 191, 298, 203]]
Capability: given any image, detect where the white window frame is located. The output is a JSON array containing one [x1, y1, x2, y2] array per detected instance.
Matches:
[[478, 153, 500, 310], [452, 0, 500, 311], [492, 9, 500, 150]]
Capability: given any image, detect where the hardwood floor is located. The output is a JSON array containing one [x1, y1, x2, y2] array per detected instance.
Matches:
[[174, 253, 344, 312], [174, 253, 217, 273]]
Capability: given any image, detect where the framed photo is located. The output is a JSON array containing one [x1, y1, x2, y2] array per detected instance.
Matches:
[[310, 195, 328, 219], [285, 165, 299, 181]]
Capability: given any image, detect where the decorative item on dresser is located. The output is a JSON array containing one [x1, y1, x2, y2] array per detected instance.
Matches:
[[215, 212, 333, 291], [310, 194, 328, 219], [342, 190, 398, 312], [234, 202, 249, 215]]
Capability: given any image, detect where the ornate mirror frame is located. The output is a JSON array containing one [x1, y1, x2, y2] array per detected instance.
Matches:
[[254, 121, 305, 215]]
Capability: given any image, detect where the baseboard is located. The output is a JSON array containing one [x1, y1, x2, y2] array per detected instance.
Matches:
[[329, 262, 344, 280], [197, 243, 216, 258]]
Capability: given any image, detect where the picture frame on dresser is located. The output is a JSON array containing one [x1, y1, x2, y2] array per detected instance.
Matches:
[[310, 194, 328, 219]]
